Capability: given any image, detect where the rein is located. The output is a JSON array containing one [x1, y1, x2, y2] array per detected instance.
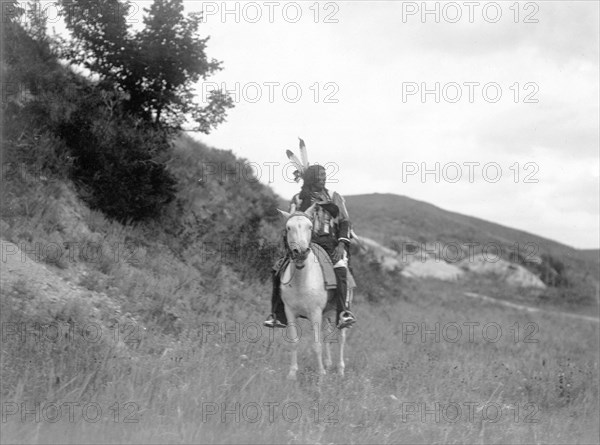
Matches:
[[280, 263, 297, 285], [286, 211, 313, 224], [280, 249, 312, 285]]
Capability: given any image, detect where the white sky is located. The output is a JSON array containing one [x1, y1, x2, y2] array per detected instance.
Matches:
[[184, 1, 599, 249], [45, 1, 599, 248]]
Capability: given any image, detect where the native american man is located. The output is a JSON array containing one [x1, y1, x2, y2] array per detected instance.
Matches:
[[264, 164, 357, 330]]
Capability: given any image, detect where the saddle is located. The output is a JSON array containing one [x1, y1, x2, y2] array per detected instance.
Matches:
[[273, 243, 356, 290]]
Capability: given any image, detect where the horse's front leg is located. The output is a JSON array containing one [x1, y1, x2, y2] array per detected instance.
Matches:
[[338, 327, 346, 377], [338, 287, 353, 377], [311, 311, 326, 376], [323, 318, 334, 370], [324, 340, 332, 370], [284, 307, 299, 380]]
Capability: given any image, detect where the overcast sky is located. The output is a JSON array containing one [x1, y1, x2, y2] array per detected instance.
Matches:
[[179, 1, 599, 249], [44, 1, 597, 248]]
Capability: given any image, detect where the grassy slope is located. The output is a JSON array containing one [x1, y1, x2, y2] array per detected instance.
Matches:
[[1, 278, 598, 444], [578, 249, 600, 266], [346, 193, 595, 271], [2, 124, 598, 445], [346, 193, 599, 311]]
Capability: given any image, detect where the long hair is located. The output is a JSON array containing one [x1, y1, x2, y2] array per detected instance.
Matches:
[[298, 165, 326, 212]]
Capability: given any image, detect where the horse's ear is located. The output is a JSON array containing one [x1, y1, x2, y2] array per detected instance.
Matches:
[[277, 209, 291, 219], [304, 203, 317, 218]]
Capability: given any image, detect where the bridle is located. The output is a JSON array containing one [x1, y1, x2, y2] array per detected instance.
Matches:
[[286, 212, 313, 268], [285, 211, 313, 224]]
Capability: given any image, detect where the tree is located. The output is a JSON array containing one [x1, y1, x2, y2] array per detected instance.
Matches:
[[60, 0, 233, 132]]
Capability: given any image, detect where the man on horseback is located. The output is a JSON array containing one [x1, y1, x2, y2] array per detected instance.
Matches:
[[264, 163, 357, 330]]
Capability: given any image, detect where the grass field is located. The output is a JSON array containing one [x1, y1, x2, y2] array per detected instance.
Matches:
[[2, 277, 598, 444], [2, 14, 599, 444]]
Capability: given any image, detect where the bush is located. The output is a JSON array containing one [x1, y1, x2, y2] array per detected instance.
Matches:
[[57, 101, 177, 222], [3, 22, 178, 223], [350, 247, 402, 303], [161, 135, 284, 282], [525, 253, 570, 288]]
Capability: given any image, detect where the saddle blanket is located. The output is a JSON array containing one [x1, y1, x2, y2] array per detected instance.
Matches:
[[274, 243, 356, 290]]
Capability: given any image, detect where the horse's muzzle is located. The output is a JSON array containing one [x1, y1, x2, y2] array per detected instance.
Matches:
[[290, 246, 310, 264]]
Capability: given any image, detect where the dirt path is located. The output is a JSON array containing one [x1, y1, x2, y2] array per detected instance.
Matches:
[[0, 238, 122, 321], [463, 291, 600, 323]]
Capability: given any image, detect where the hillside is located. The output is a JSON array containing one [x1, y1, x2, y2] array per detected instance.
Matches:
[[345, 193, 599, 311], [579, 249, 600, 266], [346, 194, 593, 265]]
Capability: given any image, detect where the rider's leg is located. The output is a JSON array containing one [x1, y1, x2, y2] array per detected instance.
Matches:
[[264, 268, 288, 328], [317, 237, 356, 329], [334, 267, 356, 329], [265, 231, 290, 328], [272, 270, 287, 324]]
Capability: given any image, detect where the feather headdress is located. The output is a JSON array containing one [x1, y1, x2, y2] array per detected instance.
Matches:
[[286, 137, 310, 182]]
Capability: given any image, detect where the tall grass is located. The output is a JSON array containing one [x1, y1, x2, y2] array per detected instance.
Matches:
[[1, 278, 598, 444], [2, 125, 597, 444]]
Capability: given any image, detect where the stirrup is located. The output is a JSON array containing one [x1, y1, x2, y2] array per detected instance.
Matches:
[[337, 311, 356, 329], [264, 314, 287, 329]]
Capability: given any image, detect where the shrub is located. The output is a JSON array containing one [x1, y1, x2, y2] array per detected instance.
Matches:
[[525, 253, 570, 287], [57, 102, 177, 222]]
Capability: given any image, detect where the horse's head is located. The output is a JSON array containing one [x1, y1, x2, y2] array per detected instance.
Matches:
[[278, 204, 317, 263]]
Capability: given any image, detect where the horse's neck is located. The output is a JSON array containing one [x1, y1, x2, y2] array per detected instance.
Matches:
[[292, 250, 323, 284]]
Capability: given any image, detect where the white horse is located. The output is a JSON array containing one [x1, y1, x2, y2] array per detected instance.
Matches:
[[278, 205, 351, 380]]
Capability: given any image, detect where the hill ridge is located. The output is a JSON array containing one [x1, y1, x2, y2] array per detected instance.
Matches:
[[346, 192, 582, 252]]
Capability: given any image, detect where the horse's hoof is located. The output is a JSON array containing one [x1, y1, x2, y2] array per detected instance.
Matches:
[[287, 373, 297, 381], [338, 368, 345, 377]]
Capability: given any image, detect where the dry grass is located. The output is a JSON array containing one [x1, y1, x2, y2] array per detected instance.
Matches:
[[1, 278, 598, 444], [1, 167, 598, 444]]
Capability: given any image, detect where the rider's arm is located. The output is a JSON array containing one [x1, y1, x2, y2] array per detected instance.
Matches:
[[332, 192, 351, 247], [289, 193, 300, 213]]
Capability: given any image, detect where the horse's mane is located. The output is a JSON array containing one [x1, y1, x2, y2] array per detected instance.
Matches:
[[286, 211, 313, 223]]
